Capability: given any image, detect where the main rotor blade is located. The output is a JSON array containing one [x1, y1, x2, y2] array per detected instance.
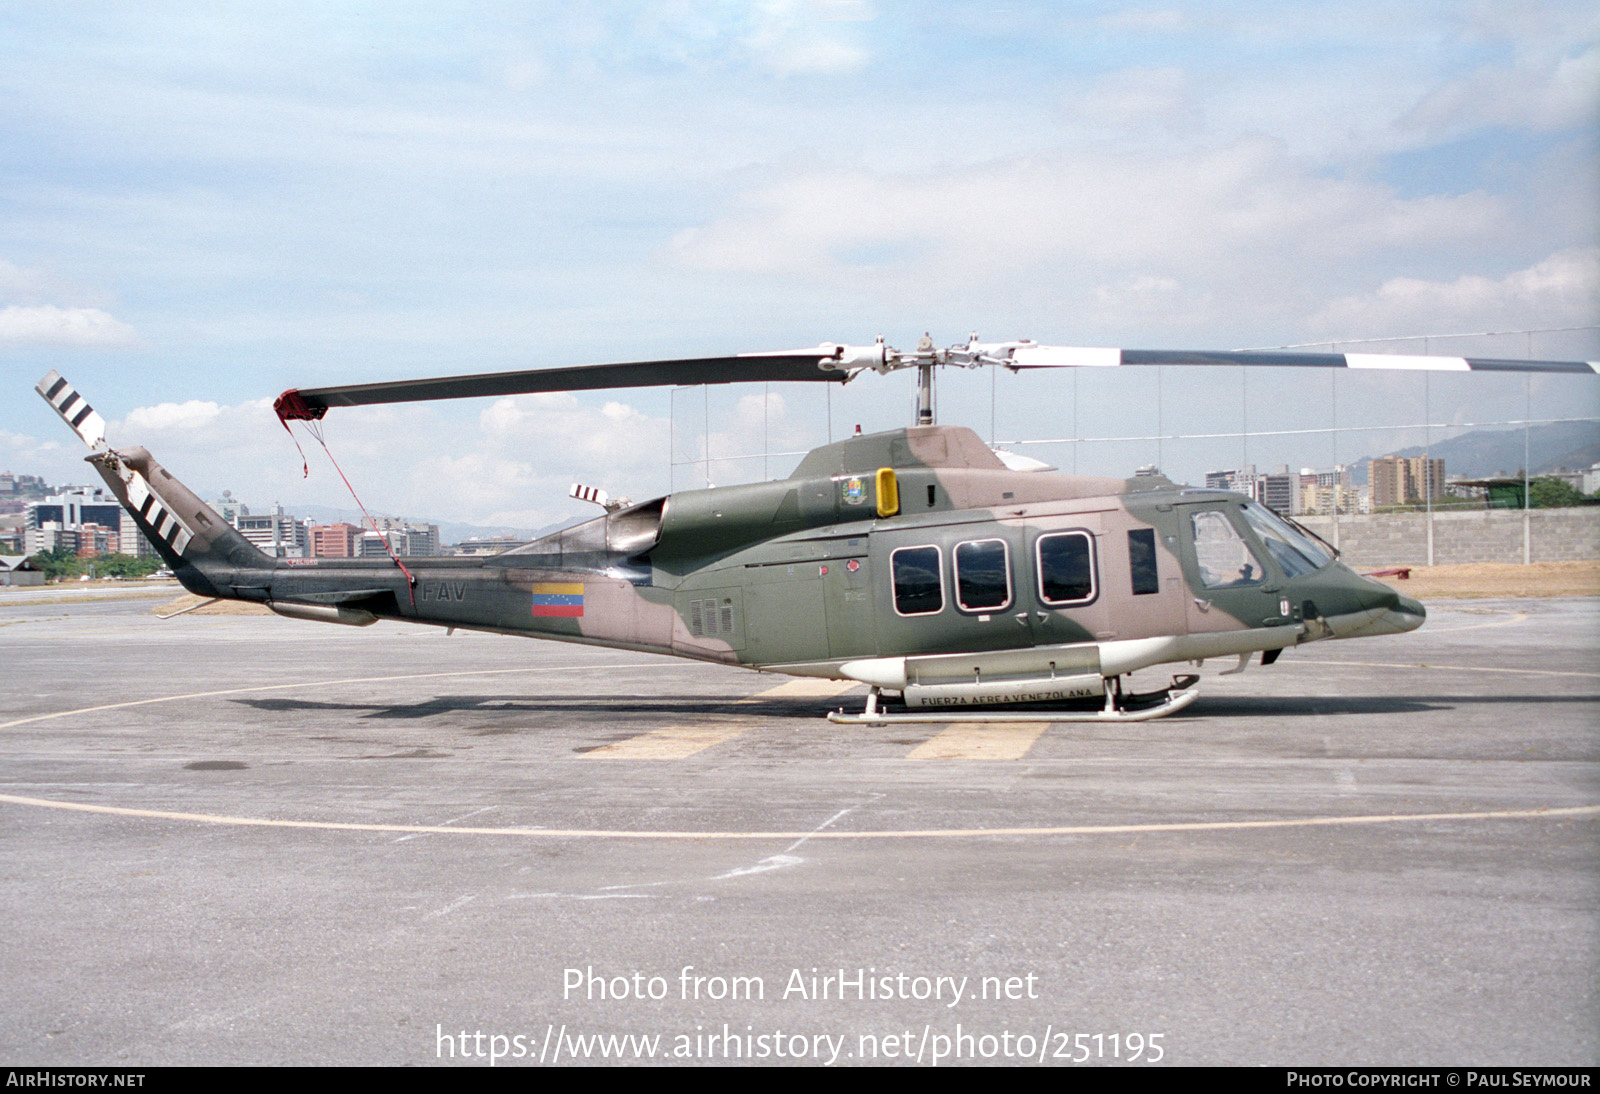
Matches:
[[275, 337, 1596, 424], [282, 349, 855, 416], [1001, 346, 1599, 374]]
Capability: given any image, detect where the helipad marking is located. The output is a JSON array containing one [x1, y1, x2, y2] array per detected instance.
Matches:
[[738, 678, 860, 701], [584, 678, 859, 759], [908, 722, 1047, 760], [586, 724, 743, 760], [0, 793, 1591, 841]]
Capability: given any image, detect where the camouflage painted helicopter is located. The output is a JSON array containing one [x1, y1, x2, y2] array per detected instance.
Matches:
[[36, 337, 1597, 723]]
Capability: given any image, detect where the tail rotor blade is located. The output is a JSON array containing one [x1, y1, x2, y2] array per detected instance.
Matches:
[[35, 370, 108, 448]]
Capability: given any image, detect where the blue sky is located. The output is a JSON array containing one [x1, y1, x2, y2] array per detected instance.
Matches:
[[3, 2, 1597, 528]]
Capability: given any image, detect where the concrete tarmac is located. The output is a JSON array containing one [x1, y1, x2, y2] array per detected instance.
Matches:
[[1, 592, 1596, 1066]]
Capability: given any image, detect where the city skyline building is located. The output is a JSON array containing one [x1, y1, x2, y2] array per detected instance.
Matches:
[[237, 506, 310, 559], [23, 488, 159, 558], [1370, 456, 1446, 509], [309, 522, 363, 558]]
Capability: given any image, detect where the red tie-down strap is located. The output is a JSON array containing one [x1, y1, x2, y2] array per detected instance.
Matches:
[[272, 389, 417, 606]]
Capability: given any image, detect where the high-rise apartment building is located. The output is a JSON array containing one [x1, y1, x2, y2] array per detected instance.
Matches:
[[1369, 456, 1445, 508]]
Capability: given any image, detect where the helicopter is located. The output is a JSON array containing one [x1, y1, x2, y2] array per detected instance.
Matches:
[[35, 336, 1598, 724]]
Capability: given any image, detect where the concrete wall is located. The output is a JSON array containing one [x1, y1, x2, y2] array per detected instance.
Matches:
[[1297, 508, 1600, 568]]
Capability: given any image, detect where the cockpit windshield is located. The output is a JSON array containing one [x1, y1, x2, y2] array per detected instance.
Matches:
[[1238, 502, 1334, 578]]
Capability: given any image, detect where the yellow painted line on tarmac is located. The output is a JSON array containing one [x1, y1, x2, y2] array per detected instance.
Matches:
[[587, 678, 860, 759], [907, 722, 1048, 761], [0, 793, 1592, 841], [736, 678, 860, 702], [585, 724, 745, 760]]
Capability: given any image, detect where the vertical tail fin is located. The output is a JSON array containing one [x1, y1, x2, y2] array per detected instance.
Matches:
[[36, 372, 272, 595], [101, 449, 196, 556], [85, 446, 271, 575]]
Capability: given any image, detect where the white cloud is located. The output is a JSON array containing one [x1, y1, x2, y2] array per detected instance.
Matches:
[[0, 256, 133, 346], [0, 305, 138, 347], [1070, 67, 1198, 132], [1403, 46, 1600, 136], [673, 389, 819, 488], [668, 141, 1505, 291], [0, 259, 64, 302], [108, 398, 284, 474], [3, 3, 1596, 494], [1092, 275, 1190, 326], [123, 400, 223, 432], [477, 392, 667, 468], [52, 390, 679, 531], [741, 0, 871, 75], [0, 429, 68, 470], [1310, 247, 1600, 339]]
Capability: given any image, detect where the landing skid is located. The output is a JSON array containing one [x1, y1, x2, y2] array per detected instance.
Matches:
[[826, 675, 1201, 725]]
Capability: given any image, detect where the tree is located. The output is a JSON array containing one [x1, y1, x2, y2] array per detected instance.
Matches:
[[94, 553, 163, 579], [27, 544, 83, 581], [1529, 477, 1586, 509]]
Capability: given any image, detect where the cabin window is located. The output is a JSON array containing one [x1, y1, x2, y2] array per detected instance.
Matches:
[[954, 538, 1011, 612], [1191, 510, 1264, 588], [891, 545, 944, 616], [1128, 528, 1159, 595], [1036, 531, 1096, 606]]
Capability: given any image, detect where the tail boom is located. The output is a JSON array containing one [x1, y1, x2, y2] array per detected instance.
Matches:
[[85, 446, 271, 598]]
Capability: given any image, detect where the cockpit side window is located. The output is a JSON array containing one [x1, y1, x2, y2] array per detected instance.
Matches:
[[1190, 510, 1265, 588], [1237, 502, 1331, 577], [1128, 528, 1159, 595]]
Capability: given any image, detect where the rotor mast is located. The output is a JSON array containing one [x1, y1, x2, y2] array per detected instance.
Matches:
[[917, 361, 935, 426], [913, 333, 937, 426], [896, 332, 993, 426]]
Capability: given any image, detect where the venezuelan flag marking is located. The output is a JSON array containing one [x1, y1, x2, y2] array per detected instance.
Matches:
[[531, 582, 584, 618]]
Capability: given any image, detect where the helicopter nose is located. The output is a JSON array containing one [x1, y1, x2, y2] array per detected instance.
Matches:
[[1377, 593, 1427, 635], [1320, 581, 1427, 639]]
